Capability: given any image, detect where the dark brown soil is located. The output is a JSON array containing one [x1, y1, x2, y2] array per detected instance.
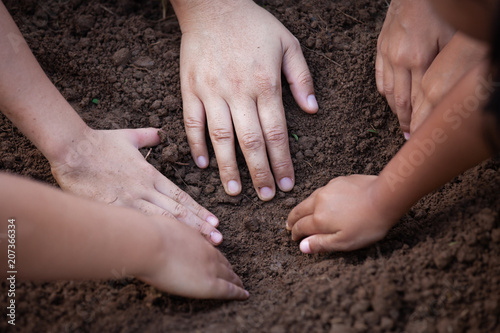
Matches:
[[1, 0, 500, 332]]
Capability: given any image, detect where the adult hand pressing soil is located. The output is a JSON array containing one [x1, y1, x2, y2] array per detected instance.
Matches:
[[376, 0, 455, 138], [0, 2, 222, 245], [0, 173, 249, 300], [170, 0, 318, 201]]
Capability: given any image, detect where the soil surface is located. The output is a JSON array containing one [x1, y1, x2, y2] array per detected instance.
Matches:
[[1, 0, 500, 332]]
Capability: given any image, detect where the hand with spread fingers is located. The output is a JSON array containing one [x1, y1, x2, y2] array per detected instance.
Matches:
[[50, 128, 224, 245], [376, 0, 455, 138], [170, 0, 318, 201], [140, 216, 249, 300]]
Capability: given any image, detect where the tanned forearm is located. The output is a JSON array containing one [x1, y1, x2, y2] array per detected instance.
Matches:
[[0, 2, 89, 163], [0, 173, 161, 281], [373, 64, 493, 221]]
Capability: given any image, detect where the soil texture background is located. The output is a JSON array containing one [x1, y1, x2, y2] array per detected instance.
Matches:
[[1, 0, 499, 332]]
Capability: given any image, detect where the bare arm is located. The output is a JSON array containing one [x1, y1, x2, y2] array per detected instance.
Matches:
[[0, 173, 248, 300]]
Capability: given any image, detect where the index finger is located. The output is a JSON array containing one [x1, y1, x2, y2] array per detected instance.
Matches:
[[257, 84, 295, 193], [286, 190, 318, 228]]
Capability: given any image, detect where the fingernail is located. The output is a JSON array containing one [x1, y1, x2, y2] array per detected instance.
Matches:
[[300, 239, 311, 254], [227, 180, 240, 195], [244, 290, 250, 298], [206, 215, 219, 227], [197, 156, 208, 168], [307, 94, 318, 111], [259, 187, 274, 200], [279, 177, 294, 192], [404, 132, 410, 140], [285, 221, 291, 230], [210, 231, 223, 244]]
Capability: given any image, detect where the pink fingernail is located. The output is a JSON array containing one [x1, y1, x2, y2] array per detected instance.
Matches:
[[307, 94, 318, 111], [206, 215, 219, 227], [404, 132, 410, 140], [259, 187, 274, 200], [227, 180, 240, 195], [300, 239, 311, 254], [279, 177, 294, 191], [197, 156, 208, 168], [211, 231, 223, 244]]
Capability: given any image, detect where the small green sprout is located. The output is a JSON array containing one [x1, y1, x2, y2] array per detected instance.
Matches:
[[291, 133, 299, 141], [449, 242, 457, 246], [92, 98, 99, 105], [368, 129, 378, 134]]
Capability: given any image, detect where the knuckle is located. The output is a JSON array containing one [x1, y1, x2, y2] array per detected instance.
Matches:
[[184, 116, 205, 131], [256, 76, 281, 98], [391, 48, 411, 66], [311, 212, 324, 228], [265, 127, 288, 146], [161, 210, 175, 219], [382, 82, 394, 96], [409, 52, 429, 69], [271, 158, 291, 174], [286, 35, 301, 53], [240, 132, 265, 152], [295, 68, 313, 87], [173, 188, 190, 204], [173, 203, 189, 219], [210, 128, 233, 145], [218, 163, 236, 176], [252, 169, 271, 184], [422, 83, 442, 106], [394, 95, 410, 111]]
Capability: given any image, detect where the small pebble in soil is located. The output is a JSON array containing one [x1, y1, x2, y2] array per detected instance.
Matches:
[[185, 172, 201, 184], [133, 56, 155, 68], [161, 144, 178, 163], [187, 186, 201, 198], [112, 48, 131, 66], [204, 184, 215, 194], [244, 217, 260, 232], [75, 14, 95, 33], [283, 197, 296, 208]]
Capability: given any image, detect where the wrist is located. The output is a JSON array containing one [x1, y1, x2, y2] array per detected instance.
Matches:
[[169, 0, 249, 31], [370, 173, 410, 228], [45, 121, 94, 168], [124, 215, 166, 279], [131, 216, 170, 280]]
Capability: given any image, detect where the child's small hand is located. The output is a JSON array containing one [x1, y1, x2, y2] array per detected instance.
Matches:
[[139, 217, 249, 300], [286, 175, 395, 254]]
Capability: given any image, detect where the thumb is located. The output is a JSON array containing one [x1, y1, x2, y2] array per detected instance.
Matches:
[[125, 127, 161, 149], [300, 233, 349, 254], [282, 36, 318, 114]]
